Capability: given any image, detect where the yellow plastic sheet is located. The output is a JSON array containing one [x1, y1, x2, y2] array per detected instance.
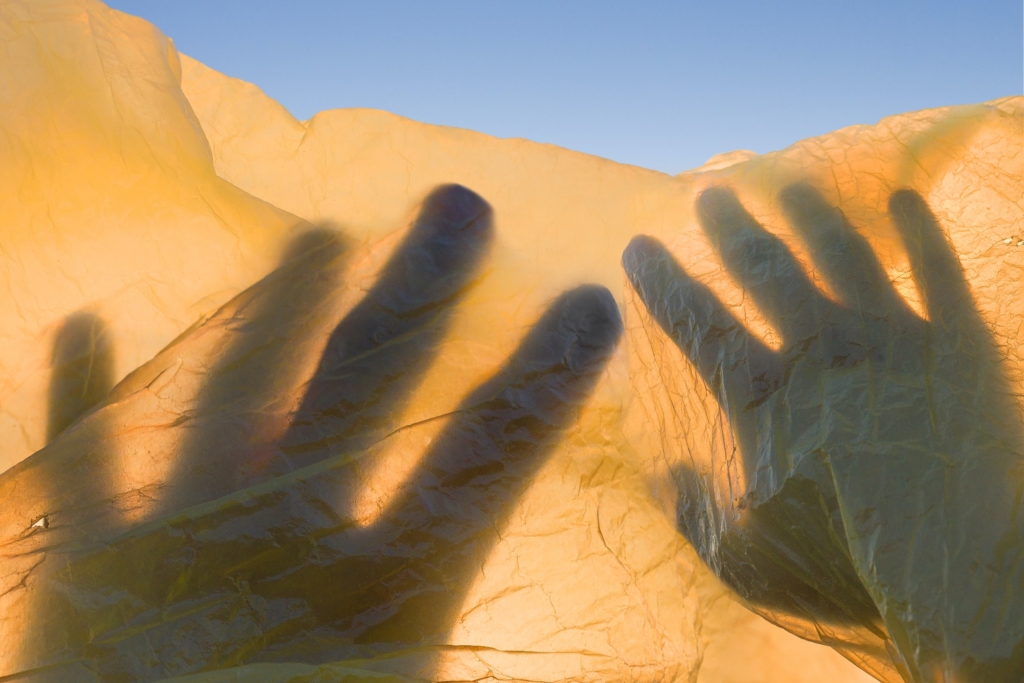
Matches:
[[1, 1, 1021, 681]]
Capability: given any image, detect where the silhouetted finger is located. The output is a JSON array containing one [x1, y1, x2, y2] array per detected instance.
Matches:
[[623, 235, 779, 404], [160, 228, 349, 514], [697, 187, 832, 341], [780, 183, 906, 319], [889, 189, 974, 327], [281, 184, 494, 468], [47, 312, 115, 442], [385, 284, 620, 532], [342, 285, 620, 642], [623, 235, 780, 486]]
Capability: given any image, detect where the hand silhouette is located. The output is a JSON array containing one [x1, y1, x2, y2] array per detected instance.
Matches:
[[1, 185, 622, 682], [623, 185, 1024, 683]]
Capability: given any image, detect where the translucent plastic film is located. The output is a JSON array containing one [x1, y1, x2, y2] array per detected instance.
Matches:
[[1, 1, 1021, 682]]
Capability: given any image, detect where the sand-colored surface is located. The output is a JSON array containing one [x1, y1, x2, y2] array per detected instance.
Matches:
[[0, 1, 1019, 681]]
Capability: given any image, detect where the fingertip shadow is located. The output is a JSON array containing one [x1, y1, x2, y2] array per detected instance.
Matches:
[[47, 311, 115, 443], [280, 224, 352, 268], [279, 184, 495, 470]]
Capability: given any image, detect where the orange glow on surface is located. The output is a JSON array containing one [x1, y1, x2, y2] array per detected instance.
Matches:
[[0, 2, 1020, 681]]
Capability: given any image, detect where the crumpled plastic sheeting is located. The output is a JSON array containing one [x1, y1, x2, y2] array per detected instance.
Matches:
[[1, 1, 1021, 682], [185, 45, 1024, 680]]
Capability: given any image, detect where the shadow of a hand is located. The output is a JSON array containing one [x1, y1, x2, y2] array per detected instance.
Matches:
[[623, 185, 1024, 682], [2, 185, 622, 682]]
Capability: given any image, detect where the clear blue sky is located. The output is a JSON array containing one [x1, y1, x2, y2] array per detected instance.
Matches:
[[107, 1, 1022, 174]]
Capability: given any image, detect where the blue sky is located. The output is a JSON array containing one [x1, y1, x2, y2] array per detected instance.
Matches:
[[107, 1, 1022, 174]]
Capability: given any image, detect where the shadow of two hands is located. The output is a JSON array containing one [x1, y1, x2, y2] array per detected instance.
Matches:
[[624, 185, 1024, 683], [6, 185, 622, 681], [12, 182, 1022, 683]]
